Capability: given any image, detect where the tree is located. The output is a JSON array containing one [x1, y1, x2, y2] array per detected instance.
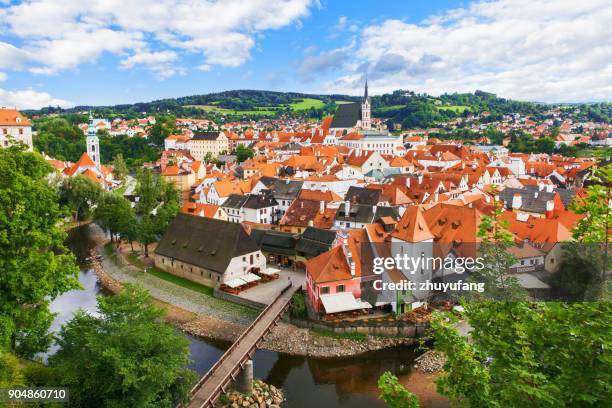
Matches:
[[470, 203, 527, 301], [554, 164, 611, 299], [0, 146, 80, 357], [431, 302, 612, 407], [94, 193, 134, 244], [59, 174, 102, 221], [378, 371, 419, 408], [49, 284, 196, 407], [112, 153, 129, 182], [235, 144, 254, 163], [133, 169, 180, 256], [137, 215, 158, 258]]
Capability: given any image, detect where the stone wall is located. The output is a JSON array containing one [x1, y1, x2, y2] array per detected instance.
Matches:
[[213, 288, 267, 310], [287, 316, 427, 339]]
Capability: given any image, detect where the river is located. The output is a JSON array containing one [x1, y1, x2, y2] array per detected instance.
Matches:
[[49, 224, 448, 408]]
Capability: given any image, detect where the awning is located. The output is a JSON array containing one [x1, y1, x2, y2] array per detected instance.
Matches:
[[320, 292, 372, 314], [261, 267, 281, 275], [241, 273, 261, 283], [224, 278, 245, 288]]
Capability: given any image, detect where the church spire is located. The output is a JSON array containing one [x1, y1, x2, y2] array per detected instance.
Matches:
[[363, 78, 369, 102]]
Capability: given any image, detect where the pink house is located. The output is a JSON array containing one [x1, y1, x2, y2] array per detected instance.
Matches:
[[305, 234, 366, 315]]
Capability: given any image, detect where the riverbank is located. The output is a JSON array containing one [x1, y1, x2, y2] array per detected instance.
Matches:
[[87, 225, 418, 358]]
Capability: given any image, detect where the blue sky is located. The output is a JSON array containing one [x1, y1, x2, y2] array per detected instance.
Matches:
[[0, 0, 610, 108]]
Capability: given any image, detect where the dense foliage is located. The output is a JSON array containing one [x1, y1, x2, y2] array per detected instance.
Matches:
[[49, 284, 196, 407], [378, 371, 419, 408], [0, 146, 80, 357], [431, 301, 611, 407]]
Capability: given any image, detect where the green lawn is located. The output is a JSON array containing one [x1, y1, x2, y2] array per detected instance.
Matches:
[[289, 98, 325, 110], [334, 100, 355, 104], [147, 267, 214, 296]]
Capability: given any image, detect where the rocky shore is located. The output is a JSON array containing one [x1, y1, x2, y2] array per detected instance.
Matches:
[[217, 380, 284, 408], [414, 350, 446, 373]]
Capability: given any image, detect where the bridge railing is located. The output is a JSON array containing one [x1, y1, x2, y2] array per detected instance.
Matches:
[[187, 281, 293, 399]]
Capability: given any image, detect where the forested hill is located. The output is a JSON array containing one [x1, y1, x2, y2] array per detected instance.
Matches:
[[27, 88, 602, 128]]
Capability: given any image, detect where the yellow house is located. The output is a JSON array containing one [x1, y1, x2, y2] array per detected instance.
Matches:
[[188, 131, 229, 160]]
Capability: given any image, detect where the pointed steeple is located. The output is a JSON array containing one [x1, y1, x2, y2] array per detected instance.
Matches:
[[363, 78, 369, 103]]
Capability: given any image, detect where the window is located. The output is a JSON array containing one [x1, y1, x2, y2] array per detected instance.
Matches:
[[19, 128, 23, 135], [320, 286, 330, 294], [336, 284, 345, 292], [250, 254, 254, 264], [243, 256, 246, 262], [2, 129, 6, 134]]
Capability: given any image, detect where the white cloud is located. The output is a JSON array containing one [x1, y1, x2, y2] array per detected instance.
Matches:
[[1, 0, 317, 78], [0, 87, 72, 109], [0, 72, 6, 82], [328, 0, 612, 102]]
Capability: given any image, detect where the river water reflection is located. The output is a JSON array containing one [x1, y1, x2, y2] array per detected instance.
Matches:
[[49, 225, 448, 408]]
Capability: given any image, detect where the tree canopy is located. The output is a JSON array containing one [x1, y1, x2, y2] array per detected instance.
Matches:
[[0, 146, 80, 357], [49, 284, 196, 407]]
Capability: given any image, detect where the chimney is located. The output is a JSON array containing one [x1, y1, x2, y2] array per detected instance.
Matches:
[[406, 177, 411, 188], [545, 200, 554, 219], [372, 204, 377, 216], [512, 193, 522, 209], [320, 200, 325, 214], [344, 200, 351, 217], [418, 173, 423, 184]]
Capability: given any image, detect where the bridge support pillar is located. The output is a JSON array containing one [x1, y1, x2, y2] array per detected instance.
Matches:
[[236, 359, 253, 395]]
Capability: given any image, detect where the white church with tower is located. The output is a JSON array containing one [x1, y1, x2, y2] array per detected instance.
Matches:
[[327, 81, 404, 155], [62, 114, 116, 190]]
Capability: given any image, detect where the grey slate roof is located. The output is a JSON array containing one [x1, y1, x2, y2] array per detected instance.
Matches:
[[295, 227, 337, 257], [192, 131, 223, 141], [155, 214, 258, 273], [344, 186, 383, 205], [243, 191, 278, 209], [222, 194, 247, 209], [271, 179, 303, 200], [330, 102, 361, 129], [334, 203, 400, 224], [499, 188, 555, 214]]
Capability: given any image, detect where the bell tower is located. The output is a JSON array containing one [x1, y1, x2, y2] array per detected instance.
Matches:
[[86, 114, 100, 167], [361, 80, 371, 129]]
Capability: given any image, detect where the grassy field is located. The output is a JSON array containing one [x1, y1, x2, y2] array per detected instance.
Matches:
[[289, 98, 325, 110], [436, 105, 470, 113], [147, 267, 214, 296]]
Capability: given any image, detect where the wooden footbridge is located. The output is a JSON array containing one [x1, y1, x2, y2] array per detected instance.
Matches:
[[185, 282, 298, 408]]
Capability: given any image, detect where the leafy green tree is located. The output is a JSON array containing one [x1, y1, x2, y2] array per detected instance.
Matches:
[[535, 137, 555, 154], [0, 147, 80, 357], [471, 204, 527, 301], [49, 284, 196, 407], [378, 371, 419, 408], [59, 174, 102, 221], [235, 144, 254, 163], [431, 302, 612, 407], [94, 193, 134, 244], [112, 153, 129, 182], [554, 164, 611, 299], [133, 169, 179, 256]]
